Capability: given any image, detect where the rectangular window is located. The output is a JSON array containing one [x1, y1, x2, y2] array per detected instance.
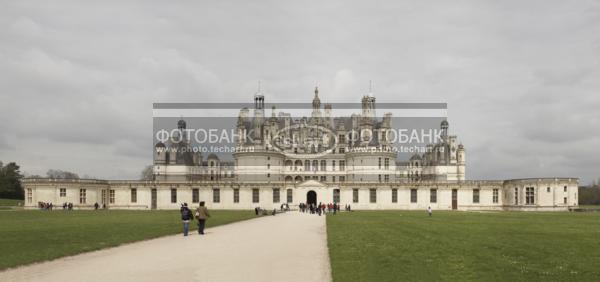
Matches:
[[493, 189, 498, 203], [525, 187, 534, 205], [339, 176, 345, 182], [384, 175, 389, 183], [320, 160, 326, 171], [546, 187, 551, 193], [332, 160, 336, 171], [333, 189, 340, 203], [392, 189, 398, 203], [564, 186, 567, 192], [514, 187, 519, 205], [410, 189, 417, 203], [213, 188, 220, 203], [273, 188, 280, 203], [27, 188, 32, 203], [339, 147, 345, 154], [60, 188, 66, 197], [564, 197, 567, 204], [353, 189, 359, 203], [170, 189, 177, 203], [378, 174, 382, 182], [233, 188, 239, 203], [80, 189, 87, 204], [369, 189, 377, 203], [378, 157, 382, 169], [430, 189, 437, 203], [252, 188, 259, 203], [131, 188, 137, 203], [332, 176, 336, 182], [192, 188, 199, 203], [101, 189, 107, 205], [109, 189, 115, 204], [286, 189, 293, 203], [320, 176, 326, 182], [384, 158, 389, 169], [339, 160, 345, 171], [473, 189, 480, 204]]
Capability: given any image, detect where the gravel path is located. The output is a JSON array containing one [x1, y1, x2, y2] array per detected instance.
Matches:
[[0, 211, 331, 282]]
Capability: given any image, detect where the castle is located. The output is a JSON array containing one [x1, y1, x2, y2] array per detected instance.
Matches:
[[23, 87, 579, 211]]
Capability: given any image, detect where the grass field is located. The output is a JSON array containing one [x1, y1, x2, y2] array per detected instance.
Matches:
[[0, 198, 23, 209], [0, 209, 257, 270], [327, 211, 600, 281], [577, 205, 600, 209]]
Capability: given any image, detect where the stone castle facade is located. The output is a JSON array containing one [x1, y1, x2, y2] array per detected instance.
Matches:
[[23, 88, 579, 211]]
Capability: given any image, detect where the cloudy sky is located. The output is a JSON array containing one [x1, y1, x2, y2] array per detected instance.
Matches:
[[0, 0, 599, 183]]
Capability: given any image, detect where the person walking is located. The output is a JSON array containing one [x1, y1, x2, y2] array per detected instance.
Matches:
[[195, 201, 210, 235], [427, 206, 432, 217], [180, 203, 192, 236]]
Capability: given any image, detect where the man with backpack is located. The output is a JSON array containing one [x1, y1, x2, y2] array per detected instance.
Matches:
[[180, 203, 192, 236], [195, 201, 210, 235]]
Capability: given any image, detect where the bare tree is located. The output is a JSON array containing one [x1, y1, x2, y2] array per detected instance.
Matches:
[[46, 169, 79, 179], [140, 165, 154, 180]]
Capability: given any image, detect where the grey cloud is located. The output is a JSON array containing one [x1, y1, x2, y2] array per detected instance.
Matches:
[[1, 0, 599, 183]]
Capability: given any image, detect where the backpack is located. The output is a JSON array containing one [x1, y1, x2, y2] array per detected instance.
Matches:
[[181, 208, 191, 220]]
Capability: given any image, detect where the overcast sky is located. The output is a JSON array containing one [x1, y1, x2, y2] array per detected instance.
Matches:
[[0, 1, 599, 183]]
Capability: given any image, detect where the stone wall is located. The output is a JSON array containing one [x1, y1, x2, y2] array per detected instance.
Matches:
[[22, 178, 579, 211]]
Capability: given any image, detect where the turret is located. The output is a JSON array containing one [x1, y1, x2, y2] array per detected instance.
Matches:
[[457, 143, 466, 180], [154, 142, 166, 165], [324, 103, 333, 128], [441, 119, 449, 141], [252, 86, 265, 142], [311, 87, 322, 121]]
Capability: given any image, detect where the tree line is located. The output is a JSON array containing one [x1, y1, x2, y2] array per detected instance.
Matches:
[[0, 161, 23, 199], [0, 160, 85, 199], [579, 183, 600, 206]]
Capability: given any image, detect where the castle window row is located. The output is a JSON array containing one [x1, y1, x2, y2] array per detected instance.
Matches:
[[288, 160, 347, 171], [87, 186, 570, 207]]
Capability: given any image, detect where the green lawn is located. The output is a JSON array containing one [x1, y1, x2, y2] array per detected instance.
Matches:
[[0, 198, 23, 207], [327, 211, 600, 281], [577, 205, 600, 209], [0, 209, 257, 270]]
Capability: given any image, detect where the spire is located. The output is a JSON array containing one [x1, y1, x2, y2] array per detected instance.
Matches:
[[312, 86, 321, 110], [367, 80, 374, 97]]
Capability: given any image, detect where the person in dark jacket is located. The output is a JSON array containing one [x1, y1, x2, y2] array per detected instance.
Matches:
[[180, 203, 192, 236], [195, 202, 210, 235]]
